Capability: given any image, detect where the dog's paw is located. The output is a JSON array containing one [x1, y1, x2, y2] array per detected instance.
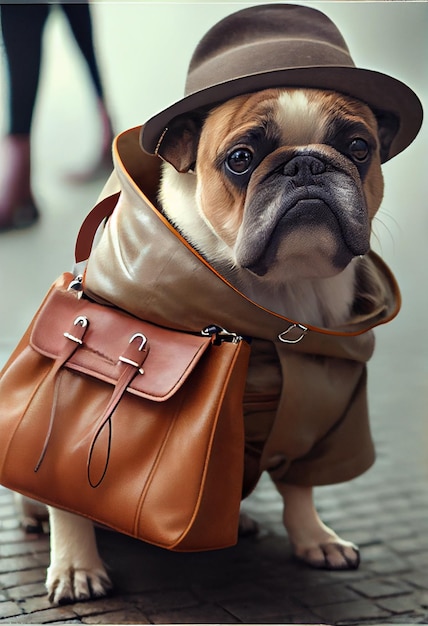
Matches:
[[293, 538, 360, 570], [14, 494, 48, 534], [238, 512, 260, 536], [46, 564, 112, 605]]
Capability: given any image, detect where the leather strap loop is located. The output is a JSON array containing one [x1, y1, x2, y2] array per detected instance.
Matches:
[[87, 335, 150, 488], [34, 313, 90, 472], [74, 192, 120, 263]]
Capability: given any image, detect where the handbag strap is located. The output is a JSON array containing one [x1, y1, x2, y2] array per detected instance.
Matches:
[[75, 192, 120, 264], [87, 333, 150, 487], [73, 192, 400, 340], [34, 314, 90, 473]]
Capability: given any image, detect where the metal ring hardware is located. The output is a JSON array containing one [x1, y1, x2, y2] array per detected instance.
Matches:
[[67, 275, 84, 299], [63, 316, 89, 344], [278, 323, 308, 344]]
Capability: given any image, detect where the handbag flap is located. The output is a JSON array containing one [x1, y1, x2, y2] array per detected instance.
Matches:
[[30, 275, 212, 401]]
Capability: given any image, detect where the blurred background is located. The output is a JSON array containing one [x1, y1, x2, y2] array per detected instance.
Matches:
[[0, 1, 427, 491]]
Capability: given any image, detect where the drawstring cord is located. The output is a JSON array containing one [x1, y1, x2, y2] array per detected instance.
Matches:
[[34, 315, 89, 473]]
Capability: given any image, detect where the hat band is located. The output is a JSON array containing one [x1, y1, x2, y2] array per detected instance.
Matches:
[[185, 39, 355, 96]]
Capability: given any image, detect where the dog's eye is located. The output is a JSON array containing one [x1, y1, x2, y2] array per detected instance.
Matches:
[[349, 138, 370, 162], [226, 149, 253, 174]]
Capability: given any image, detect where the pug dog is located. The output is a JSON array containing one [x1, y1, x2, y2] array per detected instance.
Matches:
[[157, 86, 388, 562], [41, 85, 394, 605]]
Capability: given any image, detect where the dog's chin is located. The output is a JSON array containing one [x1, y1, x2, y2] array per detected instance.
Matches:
[[234, 194, 370, 282], [236, 223, 364, 282]]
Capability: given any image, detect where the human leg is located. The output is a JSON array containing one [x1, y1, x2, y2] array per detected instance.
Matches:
[[0, 4, 48, 229], [61, 3, 113, 161]]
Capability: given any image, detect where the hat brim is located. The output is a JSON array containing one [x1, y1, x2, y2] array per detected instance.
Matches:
[[141, 66, 423, 162]]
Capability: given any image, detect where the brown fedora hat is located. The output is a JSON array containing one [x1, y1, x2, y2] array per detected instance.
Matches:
[[141, 3, 423, 162]]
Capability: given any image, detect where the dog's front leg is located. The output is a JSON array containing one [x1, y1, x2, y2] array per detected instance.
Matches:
[[276, 482, 360, 570], [46, 507, 112, 604]]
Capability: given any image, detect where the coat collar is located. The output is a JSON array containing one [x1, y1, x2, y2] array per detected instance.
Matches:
[[84, 127, 401, 351]]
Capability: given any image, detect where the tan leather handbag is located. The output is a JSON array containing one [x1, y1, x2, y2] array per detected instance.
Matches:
[[0, 270, 250, 551]]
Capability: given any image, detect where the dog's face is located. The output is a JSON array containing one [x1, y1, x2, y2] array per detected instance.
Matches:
[[158, 88, 389, 283]]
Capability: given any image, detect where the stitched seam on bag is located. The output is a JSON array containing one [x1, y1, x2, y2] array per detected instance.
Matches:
[[132, 396, 185, 542], [1, 360, 53, 478], [171, 344, 242, 549]]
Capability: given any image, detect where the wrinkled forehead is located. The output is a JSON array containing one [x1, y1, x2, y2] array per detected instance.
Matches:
[[202, 87, 378, 150]]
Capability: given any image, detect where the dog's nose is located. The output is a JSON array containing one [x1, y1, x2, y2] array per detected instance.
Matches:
[[282, 155, 326, 184]]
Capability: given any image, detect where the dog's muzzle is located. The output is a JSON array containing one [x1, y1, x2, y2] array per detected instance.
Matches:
[[234, 149, 371, 275]]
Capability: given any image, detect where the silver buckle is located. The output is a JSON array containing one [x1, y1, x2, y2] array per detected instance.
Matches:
[[63, 316, 89, 344], [119, 333, 148, 374]]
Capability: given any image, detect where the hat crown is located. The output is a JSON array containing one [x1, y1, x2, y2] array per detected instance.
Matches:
[[186, 4, 353, 96]]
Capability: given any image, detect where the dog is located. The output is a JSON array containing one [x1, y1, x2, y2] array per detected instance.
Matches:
[[41, 85, 395, 604]]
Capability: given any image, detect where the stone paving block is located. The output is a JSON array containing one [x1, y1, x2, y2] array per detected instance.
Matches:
[[81, 608, 149, 624], [292, 583, 361, 607], [132, 588, 200, 613], [0, 555, 42, 574], [219, 587, 304, 622], [340, 528, 385, 548], [355, 543, 396, 562], [379, 524, 426, 542], [337, 615, 426, 625], [149, 602, 240, 624], [403, 570, 428, 590], [0, 538, 49, 558], [393, 535, 428, 554], [404, 551, 428, 569], [252, 614, 321, 625], [0, 601, 22, 620], [349, 578, 413, 599], [311, 598, 392, 624], [0, 606, 78, 624], [0, 504, 16, 519], [0, 529, 29, 544], [376, 592, 423, 615], [0, 567, 47, 589], [18, 593, 52, 613], [367, 555, 412, 576], [72, 597, 143, 618], [191, 580, 262, 603], [0, 518, 21, 531], [6, 581, 47, 601]]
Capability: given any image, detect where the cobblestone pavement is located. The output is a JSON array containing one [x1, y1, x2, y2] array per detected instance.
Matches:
[[1, 3, 427, 624]]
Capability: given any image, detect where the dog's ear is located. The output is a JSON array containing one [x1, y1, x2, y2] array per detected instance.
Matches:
[[375, 110, 400, 162], [156, 112, 205, 172]]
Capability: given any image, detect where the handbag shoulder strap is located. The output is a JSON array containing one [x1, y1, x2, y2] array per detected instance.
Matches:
[[75, 192, 120, 264]]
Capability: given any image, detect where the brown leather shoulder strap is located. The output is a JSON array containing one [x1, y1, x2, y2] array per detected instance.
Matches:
[[75, 192, 120, 263]]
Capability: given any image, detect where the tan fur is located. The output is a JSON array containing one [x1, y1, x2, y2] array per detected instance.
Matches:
[[160, 88, 384, 327]]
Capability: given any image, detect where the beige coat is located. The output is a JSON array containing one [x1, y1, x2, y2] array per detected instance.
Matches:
[[83, 128, 401, 496]]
